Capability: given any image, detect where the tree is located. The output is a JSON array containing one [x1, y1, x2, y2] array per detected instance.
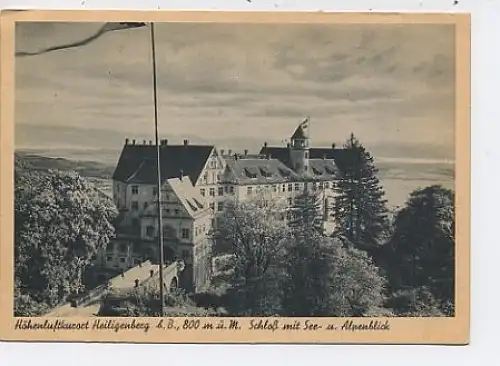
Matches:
[[381, 185, 455, 315], [15, 165, 117, 313], [282, 236, 387, 317], [289, 189, 324, 234], [213, 197, 289, 315], [333, 133, 390, 253]]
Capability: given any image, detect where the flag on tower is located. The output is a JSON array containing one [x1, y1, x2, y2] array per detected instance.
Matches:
[[300, 116, 309, 130]]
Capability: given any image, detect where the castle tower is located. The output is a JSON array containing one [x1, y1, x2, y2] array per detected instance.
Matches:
[[289, 119, 310, 174]]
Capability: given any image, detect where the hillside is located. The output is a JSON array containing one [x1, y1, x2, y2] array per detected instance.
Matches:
[[15, 152, 115, 198], [15, 151, 115, 179]]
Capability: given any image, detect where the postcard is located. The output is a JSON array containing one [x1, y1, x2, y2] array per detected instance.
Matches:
[[0, 10, 470, 344]]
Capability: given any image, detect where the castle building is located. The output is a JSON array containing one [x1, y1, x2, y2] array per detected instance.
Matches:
[[102, 121, 345, 293]]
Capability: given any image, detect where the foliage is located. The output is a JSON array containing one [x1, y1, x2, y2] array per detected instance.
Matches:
[[98, 287, 219, 317], [386, 286, 446, 317], [333, 133, 390, 252], [213, 197, 290, 315], [380, 185, 455, 314], [14, 163, 118, 313]]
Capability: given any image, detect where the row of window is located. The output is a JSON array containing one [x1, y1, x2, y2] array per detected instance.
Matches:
[[130, 185, 158, 196], [145, 226, 191, 240], [130, 201, 185, 218], [246, 181, 333, 196], [200, 186, 234, 197]]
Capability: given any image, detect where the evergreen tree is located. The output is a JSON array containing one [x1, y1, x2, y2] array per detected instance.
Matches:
[[381, 185, 455, 315], [333, 133, 390, 253]]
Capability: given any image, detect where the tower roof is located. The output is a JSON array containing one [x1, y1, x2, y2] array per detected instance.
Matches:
[[291, 124, 307, 139]]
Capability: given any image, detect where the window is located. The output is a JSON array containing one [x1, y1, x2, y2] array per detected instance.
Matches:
[[106, 256, 113, 262], [294, 183, 300, 191], [282, 184, 286, 192], [181, 228, 190, 239], [143, 202, 149, 210], [229, 186, 234, 195], [217, 202, 224, 212], [200, 188, 205, 196], [247, 186, 253, 195], [288, 184, 293, 192], [209, 188, 215, 197], [210, 202, 215, 210], [273, 185, 278, 193], [203, 172, 208, 181], [288, 198, 293, 205], [163, 226, 176, 239], [119, 257, 126, 263], [224, 186, 228, 193], [131, 201, 139, 211], [132, 185, 139, 194], [305, 152, 309, 159], [217, 173, 221, 182], [133, 258, 141, 265], [146, 226, 155, 237], [174, 209, 179, 215], [153, 187, 157, 196], [218, 187, 224, 196]]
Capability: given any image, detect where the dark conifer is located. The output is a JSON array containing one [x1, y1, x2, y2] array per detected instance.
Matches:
[[333, 133, 390, 253]]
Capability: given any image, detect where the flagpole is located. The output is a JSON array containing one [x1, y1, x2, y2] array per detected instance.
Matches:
[[150, 22, 165, 317]]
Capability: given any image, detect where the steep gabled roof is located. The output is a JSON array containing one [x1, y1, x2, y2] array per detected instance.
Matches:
[[259, 146, 353, 172], [113, 143, 214, 185], [167, 176, 210, 218], [222, 156, 301, 184]]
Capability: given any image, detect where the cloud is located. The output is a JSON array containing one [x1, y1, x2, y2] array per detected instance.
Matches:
[[15, 21, 456, 160]]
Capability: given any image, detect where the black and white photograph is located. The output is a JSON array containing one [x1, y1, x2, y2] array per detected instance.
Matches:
[[11, 16, 461, 325]]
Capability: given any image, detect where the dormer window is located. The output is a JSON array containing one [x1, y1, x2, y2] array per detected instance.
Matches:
[[244, 168, 258, 179], [259, 166, 272, 177]]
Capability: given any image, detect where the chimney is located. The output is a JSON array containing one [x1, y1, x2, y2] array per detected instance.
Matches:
[[267, 153, 271, 160], [161, 139, 168, 146], [132, 139, 136, 145], [323, 154, 326, 160], [228, 149, 232, 156], [143, 140, 146, 145], [125, 138, 129, 145], [287, 143, 291, 148], [183, 139, 189, 146], [244, 149, 248, 156], [234, 154, 238, 161], [264, 142, 268, 148], [149, 140, 152, 145], [179, 169, 184, 180], [332, 143, 336, 149], [220, 149, 225, 156]]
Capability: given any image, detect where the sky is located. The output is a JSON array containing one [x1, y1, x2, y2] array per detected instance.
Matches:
[[15, 21, 456, 162]]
